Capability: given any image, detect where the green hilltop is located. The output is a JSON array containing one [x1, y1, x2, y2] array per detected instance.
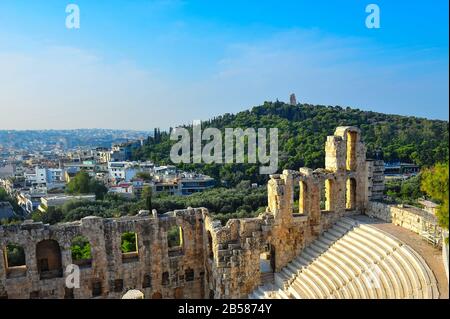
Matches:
[[133, 101, 449, 186]]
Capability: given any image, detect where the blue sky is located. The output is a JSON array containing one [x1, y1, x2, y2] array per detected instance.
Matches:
[[0, 0, 448, 130]]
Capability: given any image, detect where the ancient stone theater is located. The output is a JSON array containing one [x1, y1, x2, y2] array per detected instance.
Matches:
[[1, 127, 447, 299]]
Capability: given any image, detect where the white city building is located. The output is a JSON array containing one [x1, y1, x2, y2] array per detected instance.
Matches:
[[108, 161, 154, 182], [24, 166, 64, 187]]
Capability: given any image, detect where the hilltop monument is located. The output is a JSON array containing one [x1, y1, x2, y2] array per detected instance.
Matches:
[[289, 93, 297, 106]]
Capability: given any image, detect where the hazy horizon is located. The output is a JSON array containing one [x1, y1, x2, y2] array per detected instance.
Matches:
[[0, 100, 449, 132], [0, 0, 448, 130]]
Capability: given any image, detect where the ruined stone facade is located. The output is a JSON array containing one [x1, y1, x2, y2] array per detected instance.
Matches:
[[0, 209, 207, 299], [0, 126, 377, 299]]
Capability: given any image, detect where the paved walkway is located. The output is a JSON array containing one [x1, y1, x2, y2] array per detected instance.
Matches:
[[353, 215, 449, 299]]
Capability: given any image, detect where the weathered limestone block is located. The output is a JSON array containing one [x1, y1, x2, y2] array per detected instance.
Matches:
[[366, 201, 441, 237], [122, 289, 144, 299]]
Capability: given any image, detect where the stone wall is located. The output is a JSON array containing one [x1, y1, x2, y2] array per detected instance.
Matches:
[[204, 214, 268, 299], [367, 201, 441, 236], [0, 208, 207, 299]]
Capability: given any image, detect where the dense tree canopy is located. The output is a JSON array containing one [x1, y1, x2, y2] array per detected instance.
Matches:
[[167, 226, 182, 248], [31, 206, 64, 224], [133, 102, 449, 186], [142, 186, 153, 211], [121, 232, 137, 253], [71, 236, 92, 261], [5, 244, 25, 267], [384, 175, 424, 206], [421, 163, 449, 230], [31, 182, 268, 225], [65, 171, 108, 200], [0, 187, 8, 201]]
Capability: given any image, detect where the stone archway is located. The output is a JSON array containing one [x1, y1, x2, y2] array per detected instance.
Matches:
[[299, 181, 308, 214], [324, 179, 334, 211], [346, 130, 357, 171], [4, 243, 27, 278], [346, 178, 357, 210], [36, 239, 62, 279], [259, 244, 272, 274]]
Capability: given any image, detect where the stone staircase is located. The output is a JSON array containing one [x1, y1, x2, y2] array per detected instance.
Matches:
[[248, 216, 440, 299]]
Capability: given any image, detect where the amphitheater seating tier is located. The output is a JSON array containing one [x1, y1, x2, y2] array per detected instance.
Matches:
[[249, 216, 439, 299]]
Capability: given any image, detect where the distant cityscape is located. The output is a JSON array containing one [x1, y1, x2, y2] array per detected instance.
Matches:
[[0, 129, 151, 152], [0, 131, 215, 220]]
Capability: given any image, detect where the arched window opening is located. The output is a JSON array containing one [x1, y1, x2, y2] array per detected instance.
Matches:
[[299, 181, 308, 215], [168, 226, 183, 247], [259, 244, 274, 285], [4, 244, 26, 278], [168, 226, 184, 257], [346, 178, 357, 210], [121, 232, 139, 262], [71, 236, 92, 268], [325, 179, 334, 211], [346, 131, 357, 171], [320, 179, 334, 211], [36, 239, 63, 280]]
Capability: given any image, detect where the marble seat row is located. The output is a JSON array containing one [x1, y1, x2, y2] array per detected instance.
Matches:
[[249, 217, 439, 299]]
